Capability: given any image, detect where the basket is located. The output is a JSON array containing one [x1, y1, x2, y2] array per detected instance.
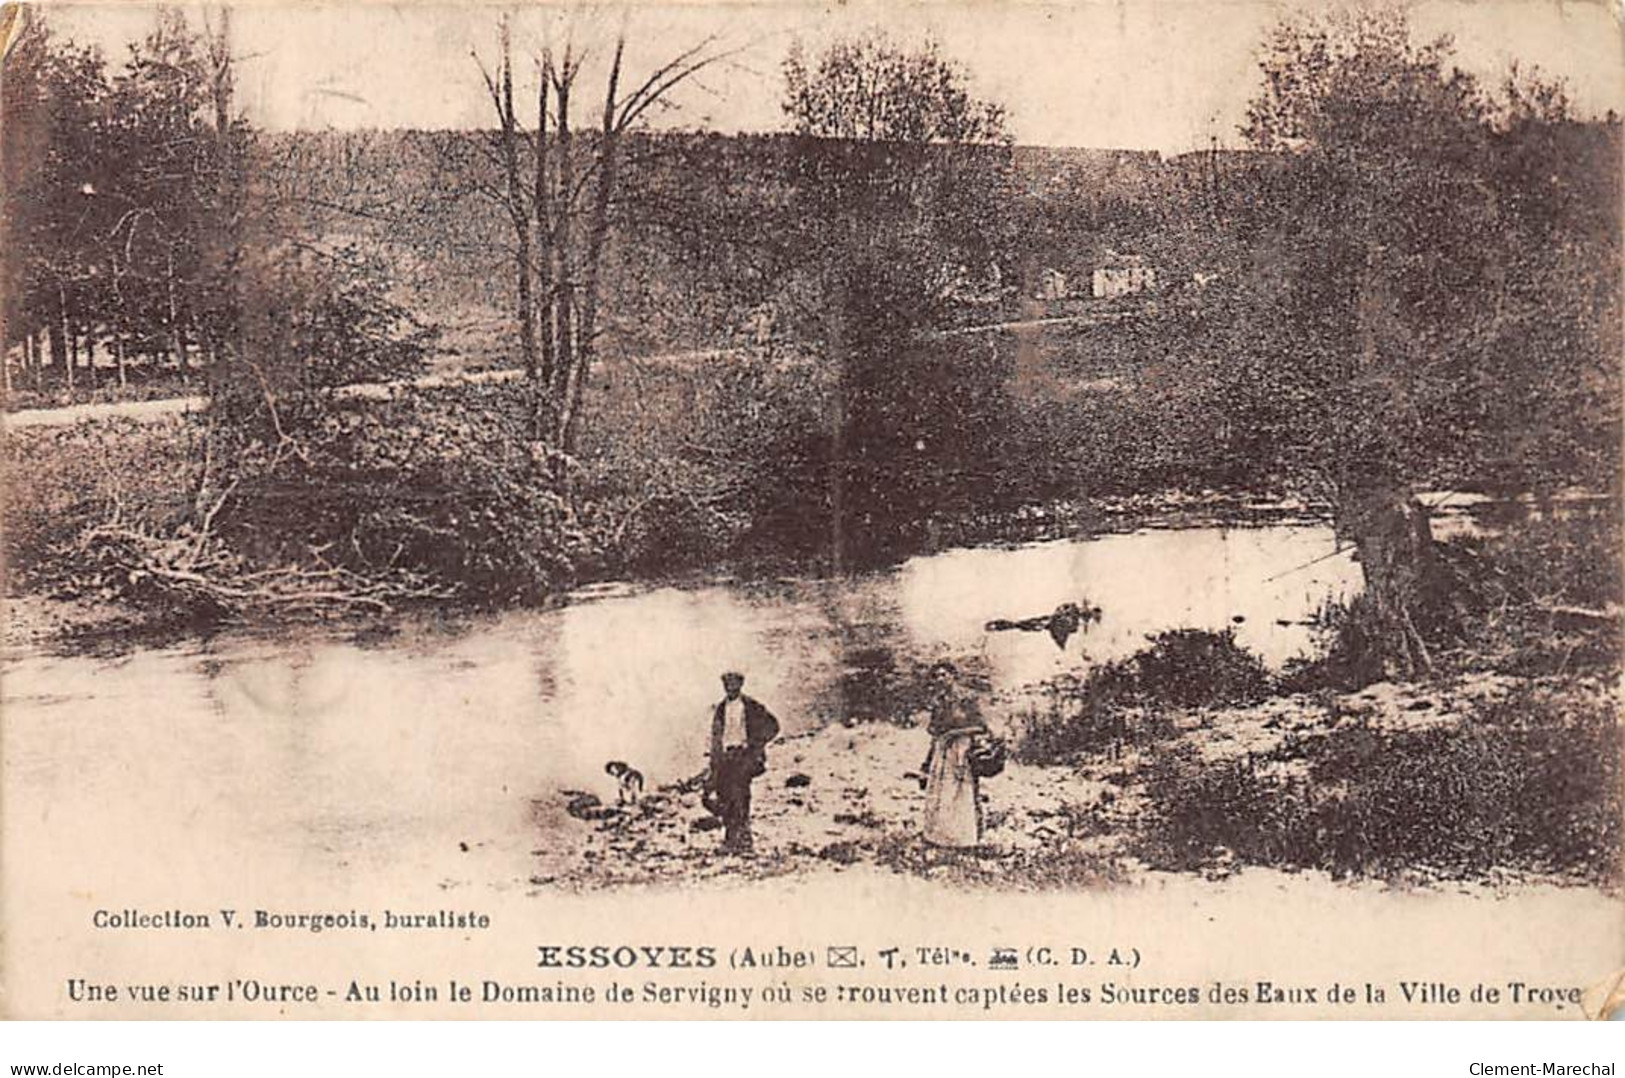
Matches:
[[967, 735, 1007, 779]]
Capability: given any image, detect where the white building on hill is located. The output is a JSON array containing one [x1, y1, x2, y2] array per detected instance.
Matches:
[[1091, 252, 1158, 298]]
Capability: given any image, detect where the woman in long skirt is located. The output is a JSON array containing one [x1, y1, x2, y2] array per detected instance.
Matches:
[[919, 661, 989, 848]]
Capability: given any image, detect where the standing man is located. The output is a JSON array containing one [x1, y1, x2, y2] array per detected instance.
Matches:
[[707, 671, 780, 854]]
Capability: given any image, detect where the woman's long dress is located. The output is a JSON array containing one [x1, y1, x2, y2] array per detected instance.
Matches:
[[923, 729, 981, 847]]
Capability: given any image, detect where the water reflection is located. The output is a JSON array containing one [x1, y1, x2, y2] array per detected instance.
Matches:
[[896, 526, 1360, 684]]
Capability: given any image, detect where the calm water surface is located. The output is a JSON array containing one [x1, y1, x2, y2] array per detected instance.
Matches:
[[3, 524, 1359, 895]]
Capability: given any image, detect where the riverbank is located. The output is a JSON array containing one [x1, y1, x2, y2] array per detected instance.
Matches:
[[1, 593, 236, 659], [10, 344, 1598, 654], [6, 503, 1616, 898], [527, 669, 1622, 893], [1, 485, 1339, 658]]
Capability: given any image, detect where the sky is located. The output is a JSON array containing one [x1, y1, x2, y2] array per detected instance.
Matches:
[[38, 0, 1625, 154]]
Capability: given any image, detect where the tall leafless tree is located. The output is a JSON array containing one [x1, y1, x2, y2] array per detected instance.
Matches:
[[477, 15, 733, 469]]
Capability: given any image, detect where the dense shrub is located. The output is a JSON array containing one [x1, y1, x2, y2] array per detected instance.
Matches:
[[572, 349, 834, 571], [3, 385, 594, 614], [1137, 682, 1622, 885], [217, 384, 590, 606], [1287, 506, 1624, 689], [1280, 592, 1390, 691], [1445, 508, 1623, 677], [1131, 628, 1275, 707], [1016, 629, 1272, 762]]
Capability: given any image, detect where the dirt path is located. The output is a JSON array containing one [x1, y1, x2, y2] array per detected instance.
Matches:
[[4, 309, 1137, 429], [5, 393, 211, 429], [3, 349, 737, 429]]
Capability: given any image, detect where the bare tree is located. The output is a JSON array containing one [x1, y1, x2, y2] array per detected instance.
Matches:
[[477, 14, 733, 468]]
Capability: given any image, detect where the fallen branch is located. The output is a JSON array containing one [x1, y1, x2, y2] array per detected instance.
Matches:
[[81, 518, 455, 618]]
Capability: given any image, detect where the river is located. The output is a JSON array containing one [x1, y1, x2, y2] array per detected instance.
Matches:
[[2, 522, 1360, 901]]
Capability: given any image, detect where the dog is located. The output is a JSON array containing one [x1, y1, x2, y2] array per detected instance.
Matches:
[[604, 761, 645, 806]]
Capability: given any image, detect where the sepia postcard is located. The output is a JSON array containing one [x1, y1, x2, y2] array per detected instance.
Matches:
[[1, 0, 1622, 1020]]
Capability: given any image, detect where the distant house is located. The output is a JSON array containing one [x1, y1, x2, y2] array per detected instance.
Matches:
[[1091, 252, 1158, 298], [1034, 267, 1070, 301]]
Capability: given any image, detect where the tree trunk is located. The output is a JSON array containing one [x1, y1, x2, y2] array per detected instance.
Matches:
[[560, 39, 623, 464], [823, 272, 851, 574], [1336, 480, 1449, 679], [168, 247, 188, 380], [82, 322, 98, 388], [111, 255, 129, 388], [534, 59, 555, 439], [60, 282, 75, 394], [46, 302, 65, 380], [487, 21, 552, 445], [496, 23, 538, 381], [551, 73, 575, 449], [205, 11, 242, 393]]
